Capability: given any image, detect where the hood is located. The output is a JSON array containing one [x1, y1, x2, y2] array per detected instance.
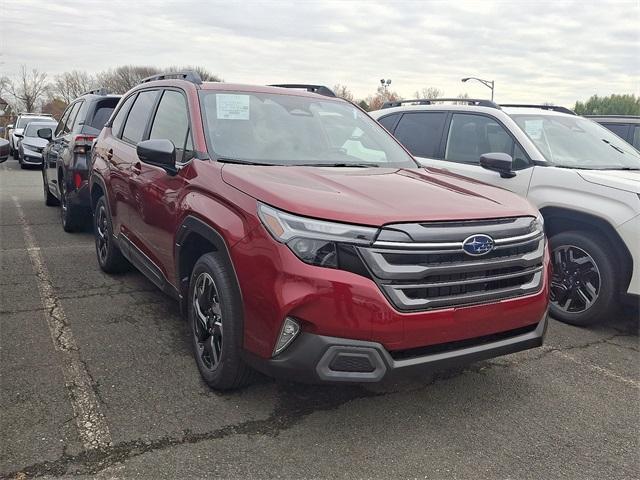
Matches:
[[221, 165, 538, 226], [578, 170, 640, 194], [21, 137, 49, 150]]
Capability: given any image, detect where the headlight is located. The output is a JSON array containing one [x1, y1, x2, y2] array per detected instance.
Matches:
[[22, 144, 38, 153], [533, 213, 544, 233], [258, 203, 378, 268]]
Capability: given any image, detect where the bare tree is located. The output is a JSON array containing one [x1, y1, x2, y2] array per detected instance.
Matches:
[[454, 92, 470, 105], [333, 84, 355, 102], [96, 65, 160, 94], [9, 66, 49, 112], [53, 71, 96, 102], [165, 66, 222, 82], [413, 87, 444, 100], [365, 86, 401, 111]]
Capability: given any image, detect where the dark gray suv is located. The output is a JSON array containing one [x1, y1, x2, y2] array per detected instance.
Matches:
[[41, 89, 121, 231], [584, 115, 640, 149]]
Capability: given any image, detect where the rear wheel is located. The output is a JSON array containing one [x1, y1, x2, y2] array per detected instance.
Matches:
[[189, 252, 254, 390], [60, 178, 83, 232], [43, 171, 59, 206], [94, 196, 129, 273], [549, 231, 617, 326]]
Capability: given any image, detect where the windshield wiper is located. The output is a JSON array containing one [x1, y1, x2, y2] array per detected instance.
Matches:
[[216, 157, 273, 166], [602, 139, 625, 154], [292, 162, 381, 168]]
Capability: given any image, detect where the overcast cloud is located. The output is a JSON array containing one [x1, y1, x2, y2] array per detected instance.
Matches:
[[1, 0, 638, 105]]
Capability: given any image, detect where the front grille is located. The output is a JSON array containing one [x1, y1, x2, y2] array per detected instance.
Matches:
[[358, 217, 545, 311]]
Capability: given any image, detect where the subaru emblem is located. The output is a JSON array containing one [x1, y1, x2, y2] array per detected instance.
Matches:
[[462, 234, 494, 256]]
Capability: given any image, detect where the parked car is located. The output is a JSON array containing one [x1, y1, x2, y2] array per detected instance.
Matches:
[[371, 100, 640, 326], [0, 138, 9, 162], [8, 113, 55, 157], [41, 88, 121, 232], [90, 73, 549, 390], [17, 120, 58, 168], [585, 115, 640, 149]]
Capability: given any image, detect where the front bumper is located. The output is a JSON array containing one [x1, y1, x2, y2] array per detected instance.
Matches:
[[617, 214, 640, 295], [21, 152, 43, 165], [245, 313, 547, 383]]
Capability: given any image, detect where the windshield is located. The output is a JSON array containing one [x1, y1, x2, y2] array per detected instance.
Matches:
[[17, 117, 51, 129], [511, 114, 640, 169], [24, 122, 56, 137], [199, 91, 416, 167]]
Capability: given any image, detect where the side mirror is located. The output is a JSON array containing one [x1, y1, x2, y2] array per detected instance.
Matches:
[[480, 152, 516, 179], [136, 139, 177, 175], [7, 124, 14, 130], [38, 128, 53, 141]]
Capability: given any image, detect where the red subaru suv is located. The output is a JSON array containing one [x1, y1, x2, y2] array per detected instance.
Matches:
[[90, 72, 549, 390]]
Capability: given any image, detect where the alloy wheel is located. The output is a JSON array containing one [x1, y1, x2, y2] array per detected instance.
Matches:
[[95, 205, 109, 264], [550, 245, 601, 314], [193, 272, 223, 371]]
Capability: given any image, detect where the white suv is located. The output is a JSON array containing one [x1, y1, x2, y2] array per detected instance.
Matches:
[[371, 100, 639, 326], [8, 113, 55, 157]]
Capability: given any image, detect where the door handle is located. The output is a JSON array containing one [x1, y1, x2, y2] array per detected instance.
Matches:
[[131, 161, 142, 175], [106, 149, 113, 162]]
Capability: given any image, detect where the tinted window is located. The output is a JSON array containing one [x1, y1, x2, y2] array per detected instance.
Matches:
[[601, 123, 630, 140], [149, 90, 190, 150], [63, 103, 82, 135], [633, 126, 640, 149], [86, 98, 121, 133], [394, 112, 446, 158], [70, 101, 85, 131], [55, 108, 72, 136], [111, 95, 136, 137], [121, 91, 158, 144], [377, 113, 400, 132], [445, 113, 514, 164]]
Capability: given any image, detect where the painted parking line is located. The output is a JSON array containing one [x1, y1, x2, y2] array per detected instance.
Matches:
[[544, 345, 639, 388], [12, 196, 112, 450]]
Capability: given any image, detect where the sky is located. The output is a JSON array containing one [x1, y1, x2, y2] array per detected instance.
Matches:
[[1, 0, 638, 106]]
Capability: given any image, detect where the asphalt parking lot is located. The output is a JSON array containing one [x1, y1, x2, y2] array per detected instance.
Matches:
[[1, 157, 638, 479]]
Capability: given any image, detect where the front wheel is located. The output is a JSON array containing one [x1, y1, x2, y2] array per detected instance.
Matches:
[[549, 231, 617, 326], [188, 252, 254, 390]]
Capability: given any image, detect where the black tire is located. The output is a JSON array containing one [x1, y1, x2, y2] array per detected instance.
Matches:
[[94, 196, 129, 273], [549, 231, 618, 326], [60, 179, 83, 232], [43, 172, 59, 206], [188, 252, 254, 390]]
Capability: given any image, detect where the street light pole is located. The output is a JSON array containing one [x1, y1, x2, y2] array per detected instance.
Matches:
[[461, 77, 495, 101]]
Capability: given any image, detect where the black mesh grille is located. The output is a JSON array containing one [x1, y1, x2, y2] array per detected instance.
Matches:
[[329, 354, 375, 372]]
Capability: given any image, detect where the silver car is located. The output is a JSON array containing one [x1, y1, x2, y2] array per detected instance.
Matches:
[[18, 120, 58, 168]]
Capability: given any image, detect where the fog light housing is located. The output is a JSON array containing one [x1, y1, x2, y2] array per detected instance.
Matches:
[[273, 317, 300, 356]]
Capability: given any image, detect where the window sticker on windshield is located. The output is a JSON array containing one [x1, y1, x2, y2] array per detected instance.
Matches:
[[523, 119, 544, 140], [216, 94, 250, 120]]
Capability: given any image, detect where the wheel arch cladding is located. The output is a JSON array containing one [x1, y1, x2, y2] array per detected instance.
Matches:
[[175, 216, 243, 314], [540, 206, 633, 294]]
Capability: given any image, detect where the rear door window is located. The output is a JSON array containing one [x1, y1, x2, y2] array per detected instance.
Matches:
[[70, 101, 85, 132], [55, 107, 72, 136], [393, 112, 446, 158], [121, 90, 159, 145], [63, 102, 82, 135], [111, 95, 136, 138]]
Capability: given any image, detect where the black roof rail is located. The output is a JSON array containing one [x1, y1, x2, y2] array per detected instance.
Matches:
[[500, 104, 576, 115], [382, 98, 500, 109], [81, 87, 110, 96], [140, 71, 203, 85], [18, 112, 53, 116], [269, 84, 336, 98]]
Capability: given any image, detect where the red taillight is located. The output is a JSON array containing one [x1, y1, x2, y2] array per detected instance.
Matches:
[[73, 135, 96, 155], [74, 172, 83, 189]]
